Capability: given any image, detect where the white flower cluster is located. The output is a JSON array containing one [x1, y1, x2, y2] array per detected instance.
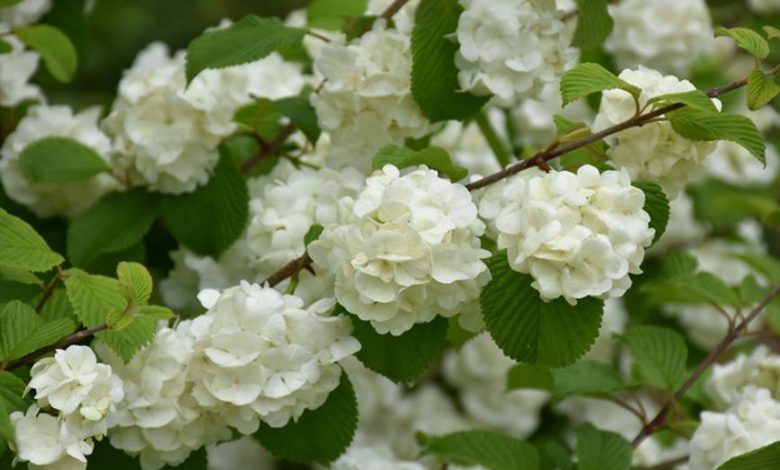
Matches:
[[606, 0, 714, 75], [311, 26, 433, 171], [0, 0, 50, 33], [0, 35, 43, 107], [0, 104, 115, 218], [12, 346, 124, 470], [309, 165, 490, 335], [484, 165, 654, 304], [747, 0, 780, 13], [455, 0, 577, 106], [104, 41, 304, 194], [593, 67, 718, 197], [707, 346, 780, 409], [366, 0, 419, 35]]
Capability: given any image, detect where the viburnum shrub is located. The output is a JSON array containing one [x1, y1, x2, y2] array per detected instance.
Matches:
[[3, 0, 780, 468]]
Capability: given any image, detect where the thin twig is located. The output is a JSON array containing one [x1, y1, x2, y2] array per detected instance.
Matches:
[[262, 253, 312, 287], [34, 268, 62, 313], [4, 323, 109, 371], [239, 122, 297, 174], [380, 0, 411, 20], [306, 30, 332, 43]]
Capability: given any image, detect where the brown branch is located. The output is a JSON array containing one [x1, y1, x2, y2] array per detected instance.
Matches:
[[631, 283, 780, 448], [239, 122, 297, 175], [34, 269, 62, 313], [380, 0, 411, 20], [4, 323, 109, 371], [262, 253, 312, 287]]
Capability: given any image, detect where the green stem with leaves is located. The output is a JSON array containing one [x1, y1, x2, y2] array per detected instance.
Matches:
[[4, 323, 109, 371]]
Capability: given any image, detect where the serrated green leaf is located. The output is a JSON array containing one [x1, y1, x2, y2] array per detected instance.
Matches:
[[99, 316, 155, 362], [349, 311, 448, 383], [764, 25, 780, 40], [717, 441, 780, 470], [550, 359, 626, 401], [560, 63, 640, 107], [641, 271, 742, 307], [0, 371, 28, 411], [423, 430, 540, 470], [634, 182, 669, 244], [572, 0, 614, 50], [621, 326, 687, 391], [372, 145, 468, 181], [307, 0, 367, 30], [646, 90, 718, 113], [105, 309, 134, 332], [304, 224, 323, 248], [0, 208, 63, 272], [185, 16, 305, 83], [667, 108, 765, 165], [67, 189, 159, 267], [0, 301, 39, 360], [481, 252, 603, 368], [15, 24, 77, 82], [576, 423, 632, 470], [137, 305, 175, 320], [0, 39, 11, 54], [7, 317, 77, 361], [715, 27, 770, 59], [161, 151, 248, 257], [116, 261, 152, 304], [19, 137, 110, 183], [747, 70, 780, 111], [255, 372, 357, 464], [39, 288, 76, 322], [274, 92, 321, 145], [411, 0, 488, 121], [507, 363, 554, 391]]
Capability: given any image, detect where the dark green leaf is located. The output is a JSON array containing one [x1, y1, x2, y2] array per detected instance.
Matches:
[[572, 0, 614, 50], [372, 145, 468, 181], [634, 182, 669, 244], [551, 359, 626, 401], [423, 430, 540, 470], [19, 137, 110, 183], [560, 63, 640, 107], [747, 70, 780, 111], [0, 208, 63, 272], [0, 39, 11, 54], [507, 363, 554, 391], [715, 27, 770, 59], [717, 441, 780, 470], [621, 326, 687, 391], [0, 371, 28, 411], [15, 24, 77, 82], [0, 301, 39, 360], [0, 0, 24, 7], [274, 92, 321, 144], [576, 423, 632, 470], [307, 0, 367, 30], [668, 108, 765, 165]]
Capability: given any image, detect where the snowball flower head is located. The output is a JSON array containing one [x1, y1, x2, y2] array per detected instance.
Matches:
[[0, 0, 51, 33], [311, 26, 433, 171], [488, 165, 654, 304], [593, 67, 718, 197], [11, 406, 93, 470], [0, 35, 43, 107], [329, 444, 428, 470], [455, 0, 577, 106], [0, 104, 115, 218], [309, 164, 490, 335], [707, 346, 780, 409], [606, 0, 714, 75], [189, 282, 360, 432]]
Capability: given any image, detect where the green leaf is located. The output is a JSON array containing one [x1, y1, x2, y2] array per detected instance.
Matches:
[[303, 224, 323, 248], [7, 317, 77, 361], [554, 116, 608, 169], [715, 27, 770, 60], [506, 363, 554, 391], [717, 441, 780, 470], [667, 108, 765, 165], [255, 372, 357, 464], [274, 92, 321, 145], [0, 266, 41, 286], [621, 326, 687, 391], [737, 254, 780, 284], [67, 189, 159, 267], [550, 359, 626, 402], [481, 252, 603, 368], [576, 423, 632, 470], [18, 137, 110, 183], [446, 317, 477, 350], [646, 90, 718, 113], [116, 261, 152, 305], [185, 16, 305, 83], [39, 288, 76, 322], [15, 24, 77, 82], [105, 308, 134, 332], [411, 0, 489, 121], [0, 39, 12, 55], [641, 271, 742, 307], [634, 182, 669, 244], [0, 208, 63, 272], [0, 371, 28, 411], [349, 311, 448, 383], [747, 70, 780, 111], [572, 0, 614, 50], [234, 99, 283, 140], [99, 316, 155, 362], [0, 301, 39, 360], [764, 25, 780, 41], [560, 63, 640, 107], [423, 430, 540, 470], [0, 0, 24, 7], [307, 0, 367, 30], [372, 145, 468, 181], [161, 151, 248, 257], [659, 251, 698, 277], [136, 305, 175, 320]]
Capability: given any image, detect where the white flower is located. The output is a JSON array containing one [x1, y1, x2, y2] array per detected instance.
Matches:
[[328, 444, 429, 470], [207, 437, 276, 470], [605, 0, 714, 75], [593, 67, 718, 197], [366, 0, 419, 35], [706, 141, 780, 185], [104, 41, 304, 194], [311, 26, 433, 171], [188, 282, 360, 433], [443, 334, 548, 437], [748, 0, 780, 13], [707, 347, 780, 409], [488, 165, 654, 304], [430, 109, 503, 177], [0, 104, 115, 218], [0, 35, 43, 107], [309, 165, 490, 335], [11, 406, 92, 470], [689, 386, 780, 470], [455, 0, 577, 106], [0, 0, 51, 32]]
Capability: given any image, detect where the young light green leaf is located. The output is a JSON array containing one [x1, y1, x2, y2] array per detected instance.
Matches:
[[411, 0, 489, 121], [481, 252, 603, 368], [307, 0, 367, 30], [105, 308, 134, 332], [507, 363, 554, 391], [764, 25, 780, 41], [646, 90, 718, 113], [67, 189, 159, 267], [15, 24, 77, 82], [576, 424, 632, 470], [717, 441, 780, 470], [255, 372, 357, 464], [560, 63, 640, 107], [116, 261, 153, 305], [372, 145, 468, 181], [621, 326, 688, 391], [161, 151, 248, 257], [19, 137, 110, 183], [668, 108, 765, 165], [634, 182, 669, 244], [303, 224, 324, 248], [747, 69, 780, 111], [423, 431, 540, 470], [0, 208, 63, 272], [136, 305, 175, 320], [551, 360, 626, 402], [572, 0, 614, 50], [715, 26, 770, 60], [7, 317, 77, 361], [185, 16, 305, 83]]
